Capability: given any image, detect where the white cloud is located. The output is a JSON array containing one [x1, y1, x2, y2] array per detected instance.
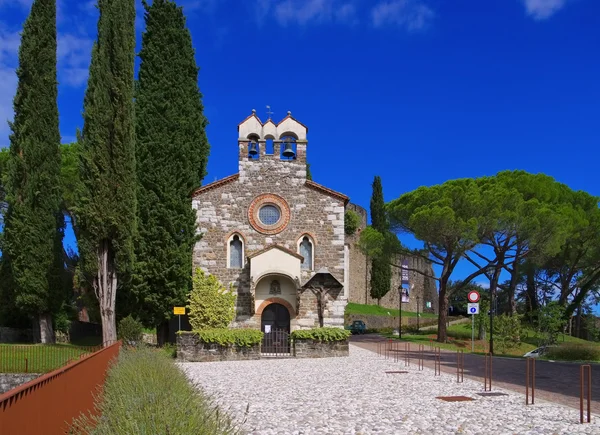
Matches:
[[0, 29, 21, 145], [475, 281, 491, 290], [0, 67, 17, 146], [57, 33, 94, 87], [255, 0, 358, 27], [0, 28, 93, 145], [0, 0, 32, 9], [521, 0, 568, 20], [371, 0, 434, 31]]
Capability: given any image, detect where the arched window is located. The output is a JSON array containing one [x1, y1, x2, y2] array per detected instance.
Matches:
[[228, 234, 243, 268], [299, 236, 313, 270]]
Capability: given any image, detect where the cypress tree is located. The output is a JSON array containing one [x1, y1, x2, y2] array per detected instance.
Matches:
[[2, 0, 63, 342], [369, 176, 391, 303], [76, 0, 136, 344], [132, 0, 210, 343]]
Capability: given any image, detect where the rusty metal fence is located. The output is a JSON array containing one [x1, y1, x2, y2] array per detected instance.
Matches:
[[0, 340, 121, 434], [0, 343, 99, 373]]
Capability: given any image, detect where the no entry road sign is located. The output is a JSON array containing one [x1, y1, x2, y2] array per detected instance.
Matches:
[[467, 291, 480, 303]]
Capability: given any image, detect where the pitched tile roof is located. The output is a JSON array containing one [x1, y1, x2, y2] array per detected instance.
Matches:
[[247, 244, 304, 261], [191, 173, 239, 197], [305, 180, 349, 205]]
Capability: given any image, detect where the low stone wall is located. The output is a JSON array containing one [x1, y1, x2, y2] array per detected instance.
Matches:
[[177, 333, 261, 362], [142, 333, 157, 346], [345, 313, 439, 330], [0, 327, 33, 344], [0, 373, 40, 394], [293, 339, 349, 358]]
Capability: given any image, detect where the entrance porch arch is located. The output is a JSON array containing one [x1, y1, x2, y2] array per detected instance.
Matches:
[[256, 297, 295, 317]]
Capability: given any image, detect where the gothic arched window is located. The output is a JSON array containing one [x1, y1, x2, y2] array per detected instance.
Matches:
[[229, 234, 243, 268], [299, 236, 313, 270]]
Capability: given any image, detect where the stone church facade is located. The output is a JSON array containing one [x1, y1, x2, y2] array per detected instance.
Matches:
[[192, 110, 348, 333], [191, 110, 438, 334]]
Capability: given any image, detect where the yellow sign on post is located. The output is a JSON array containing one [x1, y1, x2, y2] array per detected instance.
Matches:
[[174, 307, 185, 315]]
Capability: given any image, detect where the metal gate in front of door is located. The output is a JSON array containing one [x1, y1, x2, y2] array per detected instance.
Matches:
[[262, 329, 291, 357]]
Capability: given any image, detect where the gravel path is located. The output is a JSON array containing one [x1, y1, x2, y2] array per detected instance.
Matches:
[[179, 345, 600, 434]]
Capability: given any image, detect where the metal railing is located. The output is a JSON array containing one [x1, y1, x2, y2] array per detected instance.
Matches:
[[580, 365, 592, 424], [262, 329, 290, 357], [526, 357, 535, 405], [0, 340, 121, 434], [484, 353, 493, 391], [0, 343, 99, 373], [456, 350, 464, 383]]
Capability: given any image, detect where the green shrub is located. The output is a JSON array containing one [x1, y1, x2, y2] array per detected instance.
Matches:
[[445, 327, 472, 340], [188, 328, 263, 347], [117, 315, 143, 345], [291, 327, 351, 342], [546, 344, 600, 362], [494, 314, 523, 353], [344, 210, 360, 235], [188, 268, 236, 330], [70, 347, 237, 434], [53, 302, 75, 334], [161, 342, 177, 359]]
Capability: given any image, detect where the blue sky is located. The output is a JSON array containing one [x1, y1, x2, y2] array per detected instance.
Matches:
[[1, 0, 599, 294]]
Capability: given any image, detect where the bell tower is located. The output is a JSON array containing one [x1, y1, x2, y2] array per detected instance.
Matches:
[[237, 109, 308, 184]]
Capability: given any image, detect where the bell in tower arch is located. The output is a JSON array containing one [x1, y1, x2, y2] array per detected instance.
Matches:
[[282, 137, 296, 159], [248, 141, 259, 157]]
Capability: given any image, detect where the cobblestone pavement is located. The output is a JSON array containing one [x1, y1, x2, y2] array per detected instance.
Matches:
[[351, 334, 600, 414], [180, 344, 600, 434]]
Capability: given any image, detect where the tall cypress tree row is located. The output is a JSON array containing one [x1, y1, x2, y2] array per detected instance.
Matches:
[[2, 0, 63, 342], [369, 176, 391, 303], [76, 0, 136, 344], [132, 0, 210, 343]]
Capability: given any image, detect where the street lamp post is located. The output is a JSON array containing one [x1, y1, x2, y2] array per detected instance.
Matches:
[[398, 285, 402, 339], [416, 295, 420, 330]]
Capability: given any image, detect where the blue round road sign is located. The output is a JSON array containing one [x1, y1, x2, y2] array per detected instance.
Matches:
[[469, 307, 477, 314]]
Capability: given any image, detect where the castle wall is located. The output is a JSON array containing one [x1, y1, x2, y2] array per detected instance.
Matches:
[[345, 203, 439, 315]]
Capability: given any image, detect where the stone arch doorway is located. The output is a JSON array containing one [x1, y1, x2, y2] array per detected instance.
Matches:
[[260, 302, 290, 334]]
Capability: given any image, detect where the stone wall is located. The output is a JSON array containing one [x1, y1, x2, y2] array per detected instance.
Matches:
[[346, 203, 439, 314], [192, 136, 348, 330], [177, 332, 261, 362], [345, 313, 438, 330], [0, 327, 33, 344], [0, 373, 39, 394], [293, 339, 349, 358]]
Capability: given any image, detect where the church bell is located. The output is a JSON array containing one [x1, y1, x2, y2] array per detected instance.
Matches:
[[282, 142, 295, 158], [248, 141, 258, 156]]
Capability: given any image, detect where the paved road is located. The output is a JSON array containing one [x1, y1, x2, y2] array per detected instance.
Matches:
[[351, 334, 600, 414]]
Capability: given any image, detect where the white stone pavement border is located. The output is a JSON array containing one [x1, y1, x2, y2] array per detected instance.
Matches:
[[179, 345, 600, 435]]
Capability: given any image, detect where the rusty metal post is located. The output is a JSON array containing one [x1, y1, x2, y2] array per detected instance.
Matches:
[[526, 358, 535, 405], [580, 365, 592, 424], [418, 344, 424, 371], [405, 342, 410, 367], [434, 347, 441, 376], [484, 353, 493, 391], [25, 358, 28, 374], [456, 350, 464, 383]]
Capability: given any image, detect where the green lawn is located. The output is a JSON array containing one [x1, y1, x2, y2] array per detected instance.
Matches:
[[346, 302, 438, 318], [0, 343, 98, 373], [382, 322, 600, 360]]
